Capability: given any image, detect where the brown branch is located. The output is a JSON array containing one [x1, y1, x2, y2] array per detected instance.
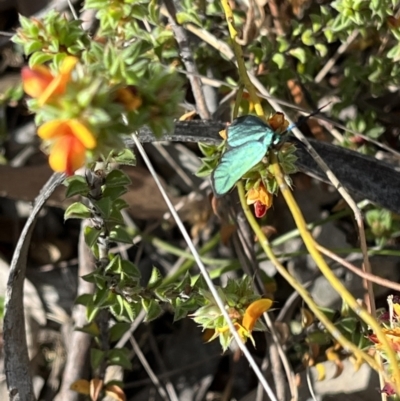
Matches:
[[317, 244, 400, 293], [54, 220, 95, 401], [163, 0, 211, 120]]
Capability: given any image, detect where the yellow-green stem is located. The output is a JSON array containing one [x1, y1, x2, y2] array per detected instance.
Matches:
[[237, 182, 379, 371], [270, 154, 400, 392], [220, 0, 395, 392], [220, 0, 264, 119]]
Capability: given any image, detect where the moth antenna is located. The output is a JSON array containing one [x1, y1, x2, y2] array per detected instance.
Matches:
[[284, 102, 330, 134]]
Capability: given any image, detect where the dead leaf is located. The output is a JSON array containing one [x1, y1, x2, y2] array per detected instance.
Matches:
[[105, 384, 127, 401], [179, 110, 197, 121], [90, 378, 103, 401], [70, 379, 90, 395]]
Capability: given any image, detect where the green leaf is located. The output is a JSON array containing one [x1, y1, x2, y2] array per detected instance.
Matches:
[[173, 297, 198, 321], [105, 169, 131, 188], [104, 255, 119, 273], [113, 198, 129, 211], [76, 321, 100, 337], [109, 322, 131, 342], [86, 303, 100, 322], [195, 164, 213, 178], [198, 142, 218, 157], [338, 317, 357, 334], [289, 47, 306, 63], [121, 259, 141, 279], [84, 226, 101, 248], [310, 14, 322, 32], [64, 175, 89, 198], [141, 298, 163, 321], [84, 0, 107, 9], [272, 53, 285, 69], [301, 29, 315, 46], [314, 43, 328, 57], [64, 202, 92, 220], [29, 52, 54, 66], [113, 149, 136, 166], [122, 298, 136, 321], [109, 225, 133, 244], [102, 186, 128, 201], [108, 208, 124, 225], [94, 197, 112, 219], [148, 0, 160, 24], [387, 43, 400, 60], [366, 126, 384, 139], [176, 12, 202, 26], [93, 287, 111, 308], [91, 348, 105, 371], [26, 41, 43, 56], [147, 267, 162, 289], [107, 348, 132, 370], [323, 28, 334, 43], [75, 294, 93, 306], [276, 37, 290, 53]]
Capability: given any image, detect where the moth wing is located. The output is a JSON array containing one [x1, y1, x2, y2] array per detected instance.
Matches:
[[228, 115, 273, 148], [211, 141, 266, 197]]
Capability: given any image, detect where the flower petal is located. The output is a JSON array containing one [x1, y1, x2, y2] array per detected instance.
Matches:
[[59, 56, 78, 74], [37, 57, 78, 105], [38, 120, 69, 140], [242, 298, 272, 332], [49, 134, 86, 175], [21, 65, 53, 98], [67, 119, 96, 149], [254, 201, 267, 218]]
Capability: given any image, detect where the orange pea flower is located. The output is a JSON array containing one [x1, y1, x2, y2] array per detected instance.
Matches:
[[369, 327, 400, 353], [38, 119, 96, 175], [247, 183, 273, 218], [21, 56, 78, 105], [242, 298, 272, 333], [215, 298, 272, 344]]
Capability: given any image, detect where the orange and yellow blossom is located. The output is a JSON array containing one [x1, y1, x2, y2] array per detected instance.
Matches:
[[38, 119, 96, 175], [247, 184, 273, 218], [215, 298, 272, 344], [21, 56, 78, 105], [370, 327, 400, 353]]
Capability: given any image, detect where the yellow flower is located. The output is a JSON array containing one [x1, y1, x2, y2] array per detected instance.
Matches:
[[242, 298, 273, 333], [246, 184, 273, 207], [38, 119, 96, 175], [214, 299, 272, 344], [21, 56, 78, 105]]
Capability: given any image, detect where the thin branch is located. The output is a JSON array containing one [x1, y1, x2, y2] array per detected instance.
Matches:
[[130, 336, 171, 401], [163, 0, 211, 119], [317, 244, 400, 293], [131, 133, 279, 401], [54, 220, 95, 401], [315, 30, 359, 84]]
